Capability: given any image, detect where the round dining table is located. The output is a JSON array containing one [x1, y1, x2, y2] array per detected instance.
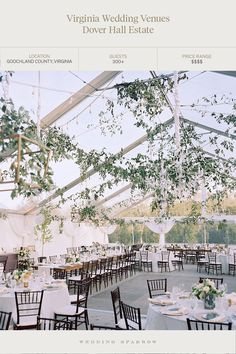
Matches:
[[145, 293, 236, 330], [0, 282, 70, 322]]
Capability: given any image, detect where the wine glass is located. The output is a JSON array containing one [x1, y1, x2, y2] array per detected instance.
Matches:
[[219, 283, 228, 294], [171, 286, 180, 302], [189, 294, 197, 317]]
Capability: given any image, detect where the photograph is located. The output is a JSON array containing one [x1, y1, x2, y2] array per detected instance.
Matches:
[[0, 70, 236, 333]]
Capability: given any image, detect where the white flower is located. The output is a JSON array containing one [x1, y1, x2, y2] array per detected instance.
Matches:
[[203, 286, 210, 293], [208, 280, 215, 288]]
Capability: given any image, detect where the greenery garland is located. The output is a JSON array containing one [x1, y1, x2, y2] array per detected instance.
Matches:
[[1, 72, 236, 227]]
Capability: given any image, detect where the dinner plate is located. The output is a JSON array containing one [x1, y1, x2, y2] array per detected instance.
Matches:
[[166, 306, 181, 312], [194, 311, 222, 322]]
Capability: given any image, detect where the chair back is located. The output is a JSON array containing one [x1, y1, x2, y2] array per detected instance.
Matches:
[[75, 278, 91, 312], [199, 277, 223, 289], [15, 290, 44, 325], [147, 278, 167, 298], [98, 259, 107, 274], [186, 318, 232, 330], [0, 311, 12, 330], [37, 316, 72, 330], [111, 287, 122, 325], [107, 257, 113, 269], [140, 251, 148, 262], [89, 260, 98, 275], [121, 301, 142, 330], [161, 251, 170, 262], [82, 261, 90, 273], [208, 253, 217, 263], [53, 268, 66, 280]]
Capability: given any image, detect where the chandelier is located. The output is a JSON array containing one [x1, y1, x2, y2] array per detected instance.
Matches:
[[0, 133, 52, 191]]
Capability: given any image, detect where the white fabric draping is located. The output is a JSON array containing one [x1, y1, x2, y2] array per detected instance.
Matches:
[[64, 221, 112, 246], [8, 214, 36, 245], [145, 220, 175, 246], [98, 224, 117, 244]]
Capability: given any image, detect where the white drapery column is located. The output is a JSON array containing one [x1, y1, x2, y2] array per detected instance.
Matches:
[[8, 214, 36, 246], [145, 220, 175, 247], [98, 224, 117, 244]]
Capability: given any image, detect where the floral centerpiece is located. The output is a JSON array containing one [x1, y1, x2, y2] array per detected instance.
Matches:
[[192, 279, 224, 310], [18, 247, 31, 271], [10, 269, 32, 287], [66, 254, 80, 263]]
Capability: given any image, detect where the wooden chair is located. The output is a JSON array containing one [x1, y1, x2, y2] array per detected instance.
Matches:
[[96, 258, 108, 290], [147, 278, 167, 298], [199, 277, 223, 289], [52, 268, 67, 280], [129, 252, 139, 274], [185, 250, 196, 264], [206, 253, 222, 275], [54, 278, 91, 329], [140, 251, 152, 272], [186, 318, 232, 330], [111, 286, 125, 329], [121, 301, 145, 330], [229, 253, 236, 275], [157, 251, 170, 272], [37, 316, 72, 330], [89, 260, 99, 293], [120, 254, 129, 279], [107, 256, 120, 284], [68, 277, 91, 304], [171, 257, 184, 271], [14, 290, 44, 329], [0, 310, 12, 330], [196, 253, 208, 273]]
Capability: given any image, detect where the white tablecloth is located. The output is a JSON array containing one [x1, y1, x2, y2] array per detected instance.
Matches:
[[0, 285, 70, 320]]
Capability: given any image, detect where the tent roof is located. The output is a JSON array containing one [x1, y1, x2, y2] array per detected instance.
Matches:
[[1, 70, 236, 218]]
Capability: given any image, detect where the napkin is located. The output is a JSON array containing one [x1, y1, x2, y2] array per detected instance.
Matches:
[[148, 297, 175, 306], [161, 307, 189, 316], [195, 311, 226, 323]]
